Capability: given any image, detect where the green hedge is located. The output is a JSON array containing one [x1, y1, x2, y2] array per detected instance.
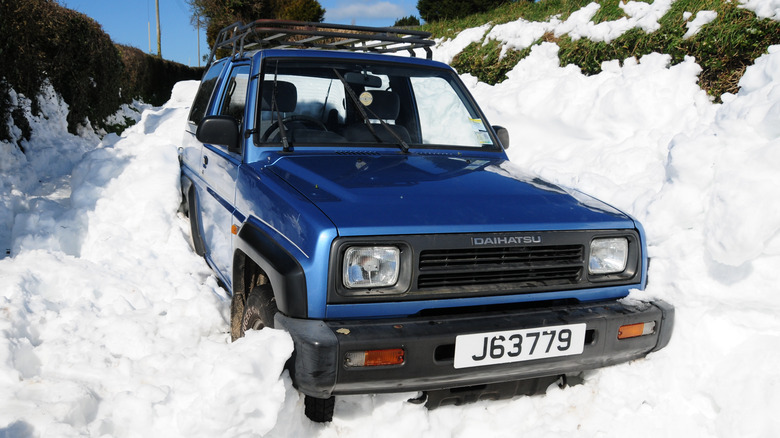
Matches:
[[118, 45, 203, 107], [0, 0, 122, 142], [0, 0, 202, 145]]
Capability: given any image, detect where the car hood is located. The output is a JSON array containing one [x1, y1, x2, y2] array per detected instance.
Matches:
[[266, 153, 635, 236]]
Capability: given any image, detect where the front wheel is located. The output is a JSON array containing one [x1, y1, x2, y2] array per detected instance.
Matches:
[[232, 283, 277, 340], [233, 282, 336, 422], [304, 395, 335, 423]]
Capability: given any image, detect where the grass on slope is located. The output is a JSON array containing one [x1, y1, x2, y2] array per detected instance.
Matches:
[[422, 0, 780, 99]]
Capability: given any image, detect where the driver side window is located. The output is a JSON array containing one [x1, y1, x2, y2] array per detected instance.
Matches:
[[219, 65, 250, 126]]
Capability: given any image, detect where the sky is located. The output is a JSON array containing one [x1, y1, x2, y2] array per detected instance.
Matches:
[[60, 0, 420, 67]]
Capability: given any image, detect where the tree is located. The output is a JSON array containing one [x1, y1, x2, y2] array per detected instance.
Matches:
[[417, 0, 508, 22], [393, 15, 421, 27], [278, 0, 325, 22], [188, 0, 325, 47]]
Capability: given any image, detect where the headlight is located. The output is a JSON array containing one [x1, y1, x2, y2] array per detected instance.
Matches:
[[343, 246, 400, 288], [589, 238, 628, 275]]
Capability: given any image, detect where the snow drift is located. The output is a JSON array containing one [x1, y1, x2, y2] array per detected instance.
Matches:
[[2, 2, 780, 436]]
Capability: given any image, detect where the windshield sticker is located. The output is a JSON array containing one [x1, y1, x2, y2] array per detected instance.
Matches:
[[359, 91, 373, 106], [469, 118, 493, 145]]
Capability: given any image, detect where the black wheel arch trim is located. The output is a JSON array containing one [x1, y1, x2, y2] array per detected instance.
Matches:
[[234, 220, 308, 318], [181, 175, 207, 257], [180, 176, 194, 210]]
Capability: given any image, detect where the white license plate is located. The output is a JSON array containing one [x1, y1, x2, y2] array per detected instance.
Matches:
[[453, 323, 587, 369]]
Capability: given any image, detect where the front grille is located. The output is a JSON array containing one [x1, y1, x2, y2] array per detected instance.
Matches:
[[327, 230, 641, 305], [417, 245, 583, 289]]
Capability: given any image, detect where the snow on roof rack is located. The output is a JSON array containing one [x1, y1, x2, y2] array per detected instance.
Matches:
[[206, 20, 435, 66]]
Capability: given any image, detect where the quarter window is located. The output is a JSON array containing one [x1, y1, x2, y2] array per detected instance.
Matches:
[[219, 65, 251, 125]]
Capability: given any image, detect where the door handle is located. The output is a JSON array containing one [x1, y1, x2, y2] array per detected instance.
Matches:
[[202, 155, 209, 168]]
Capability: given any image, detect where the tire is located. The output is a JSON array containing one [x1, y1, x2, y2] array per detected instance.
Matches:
[[229, 290, 245, 342], [231, 284, 336, 423], [236, 283, 336, 423], [304, 395, 335, 423], [237, 283, 277, 338]]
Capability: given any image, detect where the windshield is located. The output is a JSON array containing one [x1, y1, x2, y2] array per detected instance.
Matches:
[[255, 58, 497, 150]]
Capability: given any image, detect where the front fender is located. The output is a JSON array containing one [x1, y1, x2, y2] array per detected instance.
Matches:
[[234, 220, 308, 318]]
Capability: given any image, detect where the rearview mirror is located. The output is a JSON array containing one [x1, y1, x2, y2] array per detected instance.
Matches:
[[344, 72, 382, 88], [197, 115, 241, 153], [493, 125, 510, 149]]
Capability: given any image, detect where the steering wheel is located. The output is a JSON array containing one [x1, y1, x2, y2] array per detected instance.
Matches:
[[261, 115, 328, 142]]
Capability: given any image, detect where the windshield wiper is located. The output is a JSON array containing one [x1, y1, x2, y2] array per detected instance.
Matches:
[[333, 69, 409, 153], [271, 61, 291, 152]]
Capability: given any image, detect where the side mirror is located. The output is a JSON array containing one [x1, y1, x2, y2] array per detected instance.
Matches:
[[196, 115, 241, 153], [493, 125, 510, 149]]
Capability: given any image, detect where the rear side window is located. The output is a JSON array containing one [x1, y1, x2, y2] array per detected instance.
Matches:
[[188, 58, 228, 125]]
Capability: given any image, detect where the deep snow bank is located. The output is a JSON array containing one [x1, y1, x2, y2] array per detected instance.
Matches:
[[0, 82, 294, 437], [2, 6, 780, 436], [458, 43, 780, 437]]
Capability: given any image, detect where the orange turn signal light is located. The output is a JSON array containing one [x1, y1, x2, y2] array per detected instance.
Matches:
[[618, 321, 656, 340], [345, 348, 405, 367]]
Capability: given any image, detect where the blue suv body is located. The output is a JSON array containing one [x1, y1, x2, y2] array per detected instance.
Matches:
[[179, 21, 673, 422]]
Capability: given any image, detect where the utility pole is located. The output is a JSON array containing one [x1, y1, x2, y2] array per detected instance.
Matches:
[[197, 14, 201, 67], [156, 0, 162, 58]]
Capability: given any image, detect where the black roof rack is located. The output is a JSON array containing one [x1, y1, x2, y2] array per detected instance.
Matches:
[[206, 20, 435, 66]]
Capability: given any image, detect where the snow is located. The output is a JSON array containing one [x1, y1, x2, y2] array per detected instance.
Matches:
[[1, 81, 294, 437], [2, 3, 780, 436], [433, 24, 491, 65], [741, 0, 780, 20], [442, 0, 769, 61], [683, 11, 718, 39], [101, 100, 153, 133], [473, 0, 676, 59]]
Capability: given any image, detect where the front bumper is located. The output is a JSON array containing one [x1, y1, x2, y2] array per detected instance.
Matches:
[[275, 299, 674, 399]]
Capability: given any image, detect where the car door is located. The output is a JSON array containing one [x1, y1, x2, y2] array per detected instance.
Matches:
[[198, 63, 250, 285]]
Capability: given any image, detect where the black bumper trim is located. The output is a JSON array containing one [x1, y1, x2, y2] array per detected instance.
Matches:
[[275, 299, 674, 398]]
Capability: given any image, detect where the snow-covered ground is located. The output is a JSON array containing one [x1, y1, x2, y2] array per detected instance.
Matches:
[[2, 2, 780, 436]]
